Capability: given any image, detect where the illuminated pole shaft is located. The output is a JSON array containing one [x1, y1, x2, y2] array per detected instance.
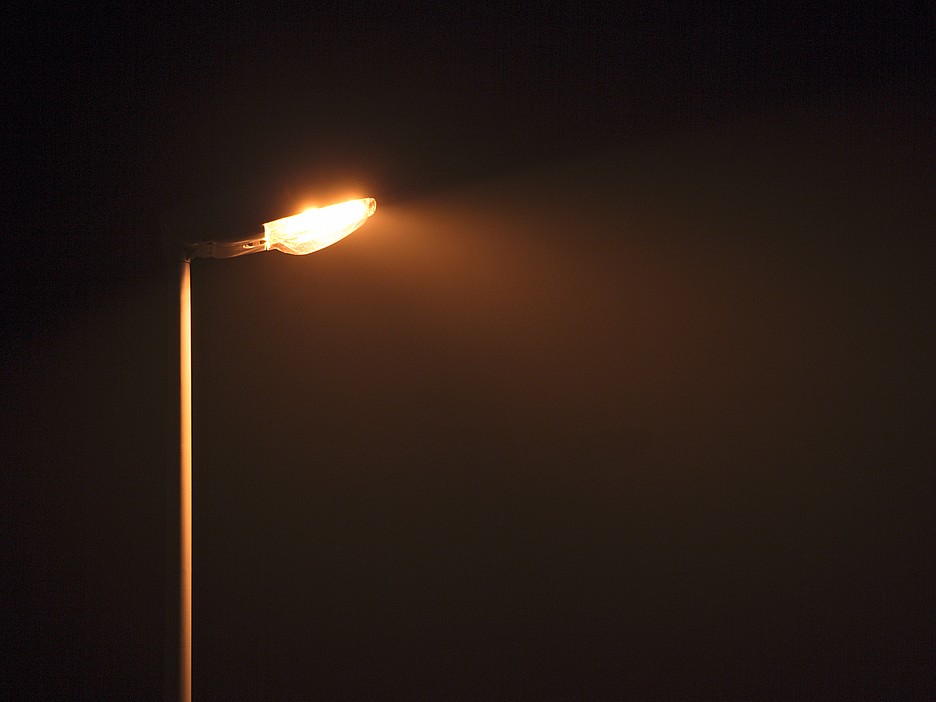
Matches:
[[180, 260, 193, 702]]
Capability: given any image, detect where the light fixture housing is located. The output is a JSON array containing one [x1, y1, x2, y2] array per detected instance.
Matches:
[[263, 197, 376, 255], [188, 197, 377, 260]]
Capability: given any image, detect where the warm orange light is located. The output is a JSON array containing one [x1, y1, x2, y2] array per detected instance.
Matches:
[[263, 197, 377, 255]]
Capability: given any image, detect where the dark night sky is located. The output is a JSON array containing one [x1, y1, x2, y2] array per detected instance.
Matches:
[[3, 2, 935, 700]]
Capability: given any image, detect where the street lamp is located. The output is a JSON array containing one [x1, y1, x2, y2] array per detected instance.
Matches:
[[177, 197, 377, 702]]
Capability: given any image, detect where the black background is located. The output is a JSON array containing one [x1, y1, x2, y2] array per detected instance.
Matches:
[[3, 2, 935, 699]]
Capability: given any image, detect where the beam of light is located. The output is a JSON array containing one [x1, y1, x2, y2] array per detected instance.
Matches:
[[263, 197, 377, 256]]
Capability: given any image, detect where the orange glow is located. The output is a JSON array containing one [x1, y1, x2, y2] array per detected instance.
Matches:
[[263, 197, 377, 255]]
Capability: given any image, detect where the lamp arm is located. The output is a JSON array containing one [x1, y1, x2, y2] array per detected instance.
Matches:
[[186, 235, 267, 260]]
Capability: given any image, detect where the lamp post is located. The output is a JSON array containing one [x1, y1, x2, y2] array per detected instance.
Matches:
[[178, 197, 377, 702]]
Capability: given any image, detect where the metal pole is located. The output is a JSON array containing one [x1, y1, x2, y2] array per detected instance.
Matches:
[[180, 260, 192, 702]]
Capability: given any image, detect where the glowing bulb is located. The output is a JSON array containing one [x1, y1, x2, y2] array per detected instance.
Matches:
[[262, 198, 376, 256]]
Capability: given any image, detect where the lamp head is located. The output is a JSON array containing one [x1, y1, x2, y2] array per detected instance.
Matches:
[[186, 197, 377, 260], [263, 198, 377, 256]]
